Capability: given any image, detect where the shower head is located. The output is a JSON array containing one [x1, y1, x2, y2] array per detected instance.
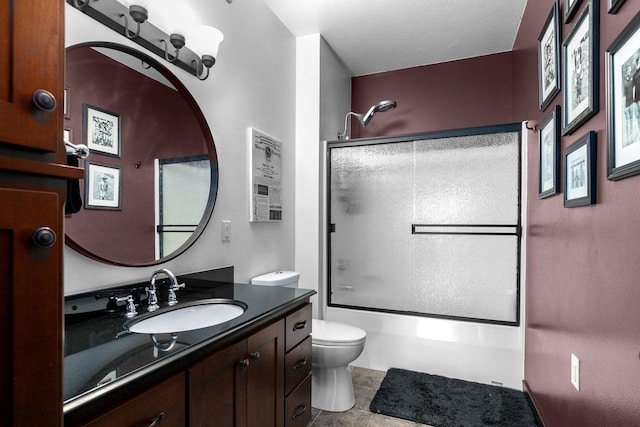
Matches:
[[359, 100, 397, 127], [337, 99, 397, 140]]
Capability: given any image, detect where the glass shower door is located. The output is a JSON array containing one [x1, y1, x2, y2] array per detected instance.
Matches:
[[328, 125, 521, 324]]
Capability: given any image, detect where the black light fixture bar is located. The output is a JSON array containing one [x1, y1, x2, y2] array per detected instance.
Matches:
[[67, 0, 200, 77]]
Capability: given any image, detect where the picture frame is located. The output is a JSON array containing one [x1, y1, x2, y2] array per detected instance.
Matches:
[[608, 0, 626, 14], [565, 0, 583, 23], [538, 2, 561, 111], [84, 104, 121, 157], [564, 131, 596, 207], [606, 11, 640, 180], [64, 87, 70, 120], [562, 0, 599, 135], [539, 105, 562, 198], [85, 162, 122, 210]]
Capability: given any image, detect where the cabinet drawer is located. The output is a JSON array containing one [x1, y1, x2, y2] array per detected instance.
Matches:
[[285, 336, 311, 396], [80, 373, 185, 427], [284, 374, 311, 427], [285, 303, 311, 352]]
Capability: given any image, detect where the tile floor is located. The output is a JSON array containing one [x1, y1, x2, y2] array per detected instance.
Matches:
[[308, 366, 432, 427]]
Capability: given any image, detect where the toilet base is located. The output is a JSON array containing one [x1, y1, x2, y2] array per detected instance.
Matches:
[[311, 365, 355, 412]]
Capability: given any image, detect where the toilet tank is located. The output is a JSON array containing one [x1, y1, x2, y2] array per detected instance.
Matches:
[[251, 271, 299, 288]]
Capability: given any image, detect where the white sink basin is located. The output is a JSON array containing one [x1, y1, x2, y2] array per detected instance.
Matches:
[[125, 299, 247, 334]]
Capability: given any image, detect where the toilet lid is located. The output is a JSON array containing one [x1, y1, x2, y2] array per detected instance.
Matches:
[[312, 319, 366, 346]]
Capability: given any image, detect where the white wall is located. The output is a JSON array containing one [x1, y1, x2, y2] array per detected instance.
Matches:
[[294, 35, 351, 318], [64, 0, 297, 293]]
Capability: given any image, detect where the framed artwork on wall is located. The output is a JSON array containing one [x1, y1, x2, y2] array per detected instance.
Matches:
[[565, 0, 583, 23], [564, 131, 596, 207], [606, 11, 640, 180], [608, 0, 627, 14], [562, 0, 599, 135], [85, 162, 122, 210], [539, 106, 562, 198], [538, 2, 561, 111], [84, 104, 121, 157]]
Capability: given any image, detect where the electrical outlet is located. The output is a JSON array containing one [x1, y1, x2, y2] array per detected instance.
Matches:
[[571, 353, 580, 391], [221, 220, 231, 242]]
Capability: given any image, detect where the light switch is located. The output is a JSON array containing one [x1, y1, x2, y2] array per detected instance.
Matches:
[[222, 220, 231, 242]]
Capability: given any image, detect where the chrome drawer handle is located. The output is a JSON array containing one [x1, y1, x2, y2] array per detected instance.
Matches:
[[292, 357, 307, 371], [239, 359, 250, 370], [148, 412, 165, 427], [250, 351, 260, 361], [293, 320, 307, 331], [292, 405, 306, 419]]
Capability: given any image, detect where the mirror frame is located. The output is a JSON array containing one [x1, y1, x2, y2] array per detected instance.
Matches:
[[65, 41, 219, 267]]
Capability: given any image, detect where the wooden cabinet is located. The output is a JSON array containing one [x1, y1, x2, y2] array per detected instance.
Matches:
[[283, 304, 312, 427], [0, 0, 64, 155], [80, 373, 186, 427], [1, 1, 81, 426], [189, 320, 285, 427]]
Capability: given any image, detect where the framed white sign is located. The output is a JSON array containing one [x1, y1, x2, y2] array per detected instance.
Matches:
[[249, 128, 282, 222]]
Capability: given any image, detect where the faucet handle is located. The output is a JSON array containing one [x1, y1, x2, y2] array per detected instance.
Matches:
[[115, 295, 138, 318], [146, 286, 160, 312], [167, 282, 185, 306]]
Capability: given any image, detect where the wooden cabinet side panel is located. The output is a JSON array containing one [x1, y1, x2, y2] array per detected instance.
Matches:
[[0, 187, 63, 425], [246, 319, 285, 427], [188, 340, 247, 427]]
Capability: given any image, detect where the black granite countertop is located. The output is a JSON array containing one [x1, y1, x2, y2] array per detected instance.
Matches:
[[63, 268, 315, 416]]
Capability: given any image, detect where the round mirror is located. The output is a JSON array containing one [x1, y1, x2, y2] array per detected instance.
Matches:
[[64, 42, 218, 266]]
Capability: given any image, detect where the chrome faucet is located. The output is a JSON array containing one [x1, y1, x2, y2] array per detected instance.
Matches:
[[147, 268, 185, 311]]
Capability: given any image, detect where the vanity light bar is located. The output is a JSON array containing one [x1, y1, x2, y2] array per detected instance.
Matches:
[[67, 0, 204, 78]]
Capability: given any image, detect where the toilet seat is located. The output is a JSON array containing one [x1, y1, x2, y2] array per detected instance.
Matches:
[[312, 319, 366, 346]]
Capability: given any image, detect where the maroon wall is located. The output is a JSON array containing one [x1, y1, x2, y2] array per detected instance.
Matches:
[[512, 1, 640, 426], [65, 47, 208, 264], [351, 1, 640, 425], [350, 52, 514, 138]]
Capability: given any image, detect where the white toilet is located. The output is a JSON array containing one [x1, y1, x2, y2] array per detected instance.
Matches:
[[311, 318, 366, 412], [250, 271, 367, 412]]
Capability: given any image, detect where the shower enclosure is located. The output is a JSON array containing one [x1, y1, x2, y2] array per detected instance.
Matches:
[[327, 124, 521, 325]]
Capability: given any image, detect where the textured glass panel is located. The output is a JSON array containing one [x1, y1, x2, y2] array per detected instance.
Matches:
[[330, 143, 414, 309], [411, 235, 518, 322], [413, 132, 519, 225], [329, 129, 520, 324]]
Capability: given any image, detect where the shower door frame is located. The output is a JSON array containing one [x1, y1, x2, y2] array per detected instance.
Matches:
[[325, 123, 523, 326]]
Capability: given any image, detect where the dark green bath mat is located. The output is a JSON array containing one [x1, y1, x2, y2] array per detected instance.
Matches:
[[369, 368, 541, 427]]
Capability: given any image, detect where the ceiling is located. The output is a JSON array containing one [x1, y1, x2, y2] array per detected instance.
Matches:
[[263, 0, 528, 76]]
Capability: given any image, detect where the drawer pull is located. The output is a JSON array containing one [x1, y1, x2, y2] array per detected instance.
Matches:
[[148, 412, 165, 427], [250, 351, 260, 361], [292, 357, 307, 371], [292, 405, 306, 419], [293, 320, 307, 331]]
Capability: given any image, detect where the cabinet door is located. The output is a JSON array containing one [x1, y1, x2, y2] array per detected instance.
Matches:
[[0, 187, 63, 425], [81, 373, 186, 427], [246, 320, 285, 427], [0, 0, 63, 152], [189, 340, 247, 427]]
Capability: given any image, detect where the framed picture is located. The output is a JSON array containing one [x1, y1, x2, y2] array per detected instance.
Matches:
[[565, 0, 583, 23], [84, 104, 121, 157], [606, 11, 640, 180], [608, 0, 626, 14], [85, 162, 122, 210], [539, 105, 562, 198], [564, 131, 596, 207], [64, 87, 70, 120], [562, 0, 599, 135], [538, 2, 561, 111]]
